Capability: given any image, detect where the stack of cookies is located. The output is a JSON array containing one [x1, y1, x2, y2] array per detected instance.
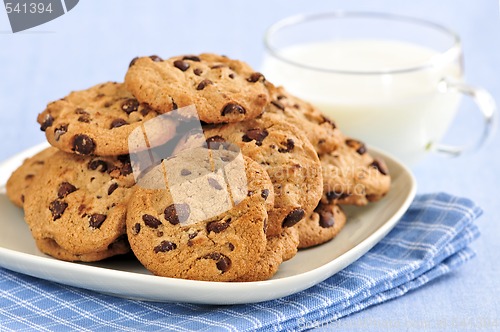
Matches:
[[6, 53, 391, 282]]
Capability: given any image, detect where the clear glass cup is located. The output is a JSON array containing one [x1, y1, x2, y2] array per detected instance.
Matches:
[[261, 11, 496, 165]]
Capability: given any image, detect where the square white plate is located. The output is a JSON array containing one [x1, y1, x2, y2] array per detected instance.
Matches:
[[0, 143, 416, 304]]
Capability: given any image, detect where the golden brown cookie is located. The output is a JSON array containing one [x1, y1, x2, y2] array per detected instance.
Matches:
[[321, 143, 391, 206], [37, 82, 177, 156], [295, 202, 346, 249], [35, 237, 129, 262], [6, 147, 58, 208], [125, 54, 270, 123], [23, 151, 135, 261], [126, 151, 274, 281], [199, 116, 323, 237]]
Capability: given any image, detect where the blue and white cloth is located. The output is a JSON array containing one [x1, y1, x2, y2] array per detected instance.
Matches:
[[0, 193, 482, 331]]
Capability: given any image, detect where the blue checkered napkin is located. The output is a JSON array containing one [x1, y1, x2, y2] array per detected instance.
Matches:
[[0, 193, 482, 332]]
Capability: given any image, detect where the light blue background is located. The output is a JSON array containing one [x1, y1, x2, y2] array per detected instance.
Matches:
[[0, 1, 498, 330]]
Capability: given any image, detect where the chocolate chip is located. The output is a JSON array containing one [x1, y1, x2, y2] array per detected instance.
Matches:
[[271, 100, 285, 110], [216, 256, 231, 273], [346, 139, 367, 155], [154, 241, 177, 253], [326, 191, 342, 201], [88, 159, 108, 172], [327, 190, 350, 202], [370, 159, 389, 176], [277, 95, 286, 100], [40, 114, 54, 131], [206, 218, 231, 233], [117, 154, 131, 164], [181, 169, 192, 176], [315, 204, 335, 228], [221, 103, 246, 116], [72, 134, 96, 155], [321, 115, 336, 128], [208, 178, 223, 190], [121, 98, 139, 114], [57, 182, 77, 199], [143, 214, 162, 229], [77, 115, 91, 123], [164, 203, 190, 225], [21, 195, 25, 203], [228, 243, 235, 251], [242, 128, 268, 146], [203, 252, 231, 272], [25, 174, 34, 180], [206, 135, 226, 150], [188, 231, 198, 239], [156, 230, 164, 237], [108, 183, 119, 195], [149, 55, 163, 62], [173, 60, 190, 71], [196, 79, 213, 90], [54, 124, 68, 141], [49, 200, 67, 220], [247, 72, 264, 83], [261, 189, 270, 200], [129, 57, 139, 67], [278, 139, 295, 153], [110, 118, 128, 129], [89, 214, 107, 229], [193, 68, 203, 76], [132, 223, 141, 235], [140, 103, 152, 116], [228, 73, 235, 79], [182, 55, 200, 62], [282, 208, 305, 228], [211, 64, 226, 69], [120, 163, 133, 176]]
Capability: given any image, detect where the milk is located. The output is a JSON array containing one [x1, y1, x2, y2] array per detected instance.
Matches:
[[261, 40, 462, 165]]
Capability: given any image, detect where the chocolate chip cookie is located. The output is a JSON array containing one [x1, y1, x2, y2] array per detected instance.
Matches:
[[321, 142, 391, 206], [37, 82, 177, 156], [6, 147, 57, 208], [34, 236, 129, 262], [126, 152, 274, 281], [23, 151, 135, 261], [125, 54, 270, 123], [295, 202, 346, 249], [201, 115, 323, 237]]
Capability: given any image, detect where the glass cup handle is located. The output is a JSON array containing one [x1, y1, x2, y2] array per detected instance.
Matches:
[[433, 78, 497, 157]]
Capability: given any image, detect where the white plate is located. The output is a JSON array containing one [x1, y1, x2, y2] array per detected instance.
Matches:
[[0, 143, 416, 305]]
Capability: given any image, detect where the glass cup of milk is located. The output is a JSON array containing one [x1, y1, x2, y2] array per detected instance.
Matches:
[[261, 12, 496, 166]]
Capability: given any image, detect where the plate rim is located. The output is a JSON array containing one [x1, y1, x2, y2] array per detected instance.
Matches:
[[0, 144, 417, 304]]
